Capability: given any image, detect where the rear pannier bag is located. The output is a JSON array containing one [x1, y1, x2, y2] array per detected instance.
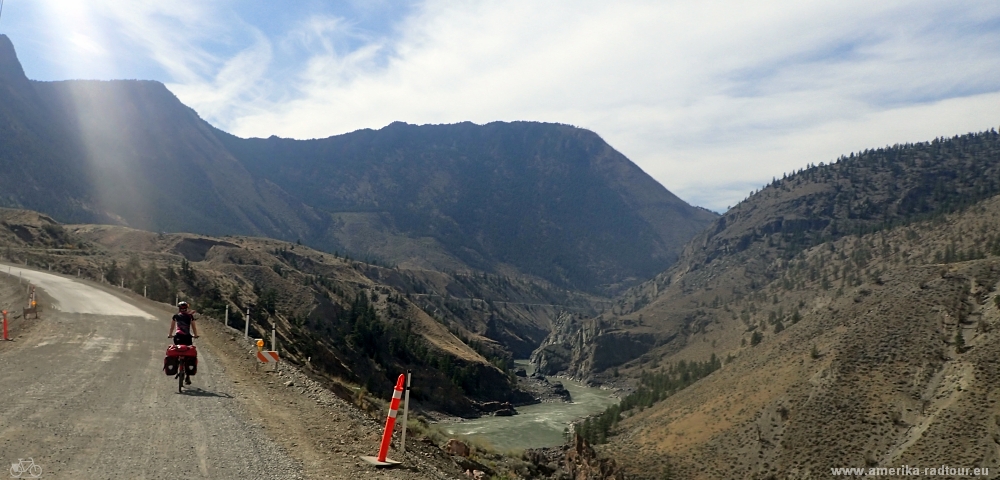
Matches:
[[164, 345, 198, 376], [163, 356, 179, 376]]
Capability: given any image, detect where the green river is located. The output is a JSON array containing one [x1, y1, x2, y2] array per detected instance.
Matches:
[[438, 361, 619, 451]]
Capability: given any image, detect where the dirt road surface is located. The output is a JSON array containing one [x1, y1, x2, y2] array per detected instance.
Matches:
[[0, 265, 465, 479]]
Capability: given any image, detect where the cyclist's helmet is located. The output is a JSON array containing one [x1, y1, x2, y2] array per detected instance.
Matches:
[[178, 301, 189, 310]]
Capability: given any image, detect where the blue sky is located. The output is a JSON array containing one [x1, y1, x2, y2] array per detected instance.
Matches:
[[2, 1, 999, 212]]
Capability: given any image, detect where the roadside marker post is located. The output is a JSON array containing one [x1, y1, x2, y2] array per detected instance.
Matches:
[[2, 310, 8, 341], [23, 286, 38, 319], [254, 339, 265, 372], [362, 374, 405, 467], [225, 304, 229, 327], [270, 325, 279, 373], [244, 308, 250, 338], [400, 370, 411, 454]]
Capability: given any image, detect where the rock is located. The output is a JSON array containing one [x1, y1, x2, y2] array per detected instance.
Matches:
[[477, 400, 517, 416], [455, 456, 493, 477], [285, 381, 294, 387], [550, 382, 572, 401], [492, 407, 516, 417], [515, 367, 527, 377], [564, 434, 625, 479], [445, 438, 470, 457]]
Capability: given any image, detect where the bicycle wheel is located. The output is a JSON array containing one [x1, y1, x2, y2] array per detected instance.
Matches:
[[28, 464, 41, 477], [178, 359, 185, 393]]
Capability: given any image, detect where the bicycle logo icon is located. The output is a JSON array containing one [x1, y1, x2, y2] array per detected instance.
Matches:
[[9, 458, 42, 478]]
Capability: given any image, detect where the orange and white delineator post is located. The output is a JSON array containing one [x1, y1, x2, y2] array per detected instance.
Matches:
[[361, 374, 406, 467]]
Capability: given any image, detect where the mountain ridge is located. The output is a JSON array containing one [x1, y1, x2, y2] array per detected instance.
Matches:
[[0, 33, 716, 295]]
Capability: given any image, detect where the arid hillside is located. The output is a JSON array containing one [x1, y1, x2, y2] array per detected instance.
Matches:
[[532, 129, 1000, 380], [600, 196, 1000, 477], [534, 129, 1000, 478]]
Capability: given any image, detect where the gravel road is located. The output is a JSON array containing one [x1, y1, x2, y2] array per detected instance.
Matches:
[[0, 265, 304, 479], [0, 265, 471, 480]]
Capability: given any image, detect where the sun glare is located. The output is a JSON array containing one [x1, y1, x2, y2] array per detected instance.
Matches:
[[32, 1, 154, 227], [37, 0, 116, 77]]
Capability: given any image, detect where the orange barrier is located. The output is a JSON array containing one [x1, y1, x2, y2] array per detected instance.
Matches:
[[362, 374, 405, 467], [256, 350, 279, 363]]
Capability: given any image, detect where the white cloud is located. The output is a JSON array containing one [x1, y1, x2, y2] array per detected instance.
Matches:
[[216, 1, 1000, 212]]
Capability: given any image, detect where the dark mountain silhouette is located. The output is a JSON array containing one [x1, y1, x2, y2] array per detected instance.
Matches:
[[0, 36, 320, 238], [215, 121, 717, 292], [0, 34, 716, 293]]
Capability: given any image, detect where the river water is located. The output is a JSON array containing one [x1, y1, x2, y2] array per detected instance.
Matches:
[[438, 362, 619, 451]]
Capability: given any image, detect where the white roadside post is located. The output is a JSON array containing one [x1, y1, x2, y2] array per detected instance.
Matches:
[[401, 369, 411, 454], [225, 304, 229, 328], [143, 286, 147, 298], [271, 323, 278, 373], [244, 307, 250, 337]]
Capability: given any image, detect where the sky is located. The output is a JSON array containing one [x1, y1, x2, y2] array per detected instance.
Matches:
[[2, 0, 998, 212]]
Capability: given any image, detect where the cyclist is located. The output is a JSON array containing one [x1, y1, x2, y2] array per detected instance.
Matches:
[[167, 301, 199, 384]]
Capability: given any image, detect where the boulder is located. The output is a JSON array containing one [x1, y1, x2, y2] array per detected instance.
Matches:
[[445, 438, 470, 457], [564, 434, 626, 479], [551, 382, 573, 402]]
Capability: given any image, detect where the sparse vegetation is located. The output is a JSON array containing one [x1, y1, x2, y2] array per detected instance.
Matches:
[[576, 355, 721, 444]]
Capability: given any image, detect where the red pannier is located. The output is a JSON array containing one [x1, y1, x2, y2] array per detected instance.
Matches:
[[163, 345, 199, 376], [166, 345, 198, 357], [163, 356, 179, 376]]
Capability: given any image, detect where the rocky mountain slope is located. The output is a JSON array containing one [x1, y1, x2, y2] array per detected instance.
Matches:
[[605, 194, 1000, 478], [0, 34, 715, 295], [533, 129, 1000, 378], [530, 129, 1000, 478]]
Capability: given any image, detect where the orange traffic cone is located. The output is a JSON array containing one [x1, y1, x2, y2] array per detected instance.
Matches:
[[361, 374, 405, 467]]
